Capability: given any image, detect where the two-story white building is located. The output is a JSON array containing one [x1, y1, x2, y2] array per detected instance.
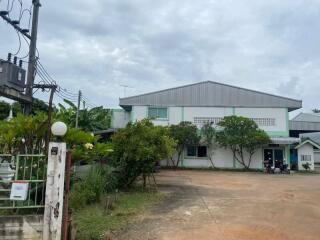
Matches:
[[111, 81, 302, 169]]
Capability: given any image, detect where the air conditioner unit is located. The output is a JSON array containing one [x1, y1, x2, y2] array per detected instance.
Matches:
[[0, 59, 26, 92]]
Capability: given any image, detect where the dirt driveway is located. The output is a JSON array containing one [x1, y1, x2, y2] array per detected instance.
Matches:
[[117, 170, 320, 240]]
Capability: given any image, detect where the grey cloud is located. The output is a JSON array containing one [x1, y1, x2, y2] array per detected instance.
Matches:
[[0, 0, 319, 110]]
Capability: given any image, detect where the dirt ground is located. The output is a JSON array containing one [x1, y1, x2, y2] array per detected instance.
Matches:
[[116, 170, 320, 240]]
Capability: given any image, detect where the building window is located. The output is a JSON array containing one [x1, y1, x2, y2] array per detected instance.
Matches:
[[187, 146, 197, 157], [186, 146, 207, 158], [148, 107, 168, 119], [194, 117, 223, 127], [194, 117, 275, 127], [251, 118, 276, 126], [301, 155, 311, 161]]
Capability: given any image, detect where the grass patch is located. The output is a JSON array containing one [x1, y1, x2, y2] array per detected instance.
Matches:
[[72, 190, 165, 240]]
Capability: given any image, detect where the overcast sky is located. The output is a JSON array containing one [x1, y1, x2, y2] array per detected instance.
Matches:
[[0, 0, 319, 114]]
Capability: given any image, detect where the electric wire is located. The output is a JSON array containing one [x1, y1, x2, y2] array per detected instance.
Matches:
[[13, 29, 21, 55], [35, 65, 79, 102], [1, 2, 100, 108], [19, 5, 32, 29]]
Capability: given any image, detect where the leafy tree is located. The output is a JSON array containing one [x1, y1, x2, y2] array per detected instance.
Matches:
[[111, 119, 176, 188], [78, 107, 111, 132], [0, 101, 11, 120], [11, 98, 50, 116], [55, 99, 111, 131], [201, 122, 216, 168], [12, 102, 22, 117], [169, 121, 200, 167], [216, 116, 270, 169], [0, 113, 48, 154]]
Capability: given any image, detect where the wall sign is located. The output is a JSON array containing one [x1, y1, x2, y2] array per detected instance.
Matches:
[[10, 181, 29, 201]]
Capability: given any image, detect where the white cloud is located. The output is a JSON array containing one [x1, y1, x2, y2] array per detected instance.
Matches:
[[0, 0, 319, 110]]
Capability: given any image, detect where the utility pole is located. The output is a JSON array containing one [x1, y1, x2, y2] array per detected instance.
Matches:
[[120, 84, 133, 97], [75, 90, 81, 128], [24, 0, 41, 115], [33, 83, 57, 154]]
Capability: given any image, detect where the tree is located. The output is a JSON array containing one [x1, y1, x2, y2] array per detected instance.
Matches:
[[0, 101, 11, 120], [55, 99, 111, 131], [0, 113, 48, 154], [216, 116, 270, 169], [111, 119, 176, 188], [169, 121, 200, 167], [312, 109, 320, 113], [201, 122, 216, 168]]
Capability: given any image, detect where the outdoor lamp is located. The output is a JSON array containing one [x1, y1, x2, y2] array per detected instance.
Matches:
[[51, 121, 67, 137]]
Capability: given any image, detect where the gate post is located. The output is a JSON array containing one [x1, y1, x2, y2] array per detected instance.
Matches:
[[43, 122, 68, 240], [61, 152, 72, 240]]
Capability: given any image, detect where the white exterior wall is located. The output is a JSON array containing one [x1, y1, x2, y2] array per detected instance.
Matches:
[[132, 106, 147, 121], [169, 107, 183, 125], [314, 151, 320, 164], [235, 107, 287, 132], [125, 105, 289, 169], [161, 147, 263, 169], [297, 143, 315, 170], [183, 107, 233, 122], [111, 110, 130, 128], [130, 106, 287, 133]]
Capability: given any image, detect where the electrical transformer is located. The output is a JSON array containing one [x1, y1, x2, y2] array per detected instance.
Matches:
[[0, 58, 26, 92]]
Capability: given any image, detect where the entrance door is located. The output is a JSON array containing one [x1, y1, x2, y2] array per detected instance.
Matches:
[[263, 149, 284, 168], [264, 149, 273, 167], [274, 149, 284, 168]]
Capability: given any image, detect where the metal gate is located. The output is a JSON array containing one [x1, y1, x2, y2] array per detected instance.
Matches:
[[0, 154, 46, 210]]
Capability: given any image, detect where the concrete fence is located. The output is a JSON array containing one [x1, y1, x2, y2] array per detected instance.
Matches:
[[0, 215, 43, 240]]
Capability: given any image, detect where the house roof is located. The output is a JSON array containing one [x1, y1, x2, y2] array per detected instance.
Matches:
[[299, 132, 320, 145], [289, 113, 320, 131], [119, 81, 302, 111], [295, 138, 320, 150], [289, 121, 320, 131], [291, 112, 320, 122], [271, 137, 300, 145]]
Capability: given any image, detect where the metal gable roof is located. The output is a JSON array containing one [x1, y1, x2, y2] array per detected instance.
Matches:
[[291, 113, 320, 122], [299, 132, 320, 145], [119, 81, 302, 111]]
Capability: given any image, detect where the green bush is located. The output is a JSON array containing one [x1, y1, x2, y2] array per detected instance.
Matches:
[[70, 167, 107, 210], [111, 119, 176, 188], [70, 166, 120, 211]]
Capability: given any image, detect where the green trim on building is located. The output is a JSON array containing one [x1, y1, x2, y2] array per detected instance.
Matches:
[[266, 131, 289, 137], [112, 109, 125, 112], [285, 108, 289, 133], [285, 145, 290, 166]]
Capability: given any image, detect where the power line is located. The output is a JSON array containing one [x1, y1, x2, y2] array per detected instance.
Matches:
[[13, 29, 21, 55]]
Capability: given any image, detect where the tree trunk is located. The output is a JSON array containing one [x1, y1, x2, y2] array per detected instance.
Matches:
[[208, 156, 215, 168], [175, 151, 182, 168], [247, 152, 254, 169], [143, 174, 147, 189], [207, 148, 215, 168], [233, 150, 246, 169], [170, 157, 175, 167]]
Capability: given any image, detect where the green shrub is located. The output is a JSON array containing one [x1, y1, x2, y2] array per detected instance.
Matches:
[[70, 167, 106, 210], [302, 162, 311, 171], [70, 166, 120, 211], [103, 166, 120, 193]]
